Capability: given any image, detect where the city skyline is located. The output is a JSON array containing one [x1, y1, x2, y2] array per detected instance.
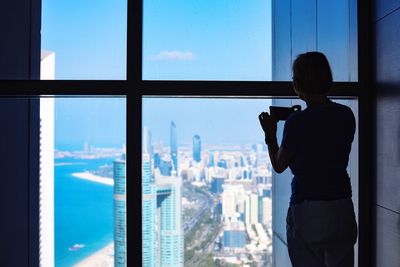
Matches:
[[143, 99, 273, 266]]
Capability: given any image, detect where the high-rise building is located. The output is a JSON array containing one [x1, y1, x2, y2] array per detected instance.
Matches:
[[153, 153, 161, 169], [211, 176, 225, 194], [245, 195, 250, 225], [262, 197, 272, 226], [39, 50, 55, 267], [223, 222, 246, 249], [114, 158, 127, 266], [142, 153, 157, 267], [143, 126, 153, 156], [170, 121, 178, 171], [208, 153, 215, 167], [250, 193, 259, 225], [217, 159, 227, 169], [258, 195, 263, 223], [160, 159, 173, 176], [256, 143, 263, 167], [156, 173, 184, 267], [222, 188, 236, 217], [192, 134, 201, 162]]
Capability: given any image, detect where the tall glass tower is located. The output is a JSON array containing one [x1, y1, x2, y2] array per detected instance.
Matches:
[[156, 174, 184, 267], [143, 126, 153, 156], [142, 153, 157, 267], [114, 158, 127, 266], [192, 134, 201, 163], [170, 121, 178, 172]]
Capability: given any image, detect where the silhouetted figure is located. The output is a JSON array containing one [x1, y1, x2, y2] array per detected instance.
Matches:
[[259, 52, 357, 267]]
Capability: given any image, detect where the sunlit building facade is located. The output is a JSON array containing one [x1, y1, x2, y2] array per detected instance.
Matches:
[[142, 154, 157, 267], [192, 134, 201, 162], [156, 173, 184, 267], [114, 158, 127, 266], [39, 51, 55, 267], [170, 121, 178, 172]]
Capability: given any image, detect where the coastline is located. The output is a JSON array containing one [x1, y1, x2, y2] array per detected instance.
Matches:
[[72, 172, 114, 186], [73, 242, 114, 267]]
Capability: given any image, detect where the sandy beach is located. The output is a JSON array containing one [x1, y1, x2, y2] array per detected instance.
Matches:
[[74, 243, 114, 267], [72, 172, 114, 186]]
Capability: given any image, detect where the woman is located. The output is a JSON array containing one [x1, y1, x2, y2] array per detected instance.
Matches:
[[259, 52, 357, 267]]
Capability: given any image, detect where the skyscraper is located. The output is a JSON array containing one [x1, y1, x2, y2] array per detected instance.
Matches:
[[142, 153, 157, 267], [211, 176, 225, 194], [159, 159, 173, 176], [223, 222, 246, 249], [250, 193, 259, 225], [262, 197, 272, 226], [39, 51, 55, 267], [208, 153, 215, 167], [143, 126, 153, 156], [192, 134, 201, 162], [114, 158, 127, 266], [156, 173, 184, 267], [170, 121, 178, 172], [222, 187, 236, 217], [256, 143, 263, 167]]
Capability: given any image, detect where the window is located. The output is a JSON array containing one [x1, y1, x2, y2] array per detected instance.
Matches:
[[40, 97, 126, 266], [0, 0, 371, 266]]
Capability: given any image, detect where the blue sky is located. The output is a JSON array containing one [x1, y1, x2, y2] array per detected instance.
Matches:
[[143, 98, 272, 145], [143, 0, 272, 80], [41, 0, 127, 80], [55, 98, 126, 149]]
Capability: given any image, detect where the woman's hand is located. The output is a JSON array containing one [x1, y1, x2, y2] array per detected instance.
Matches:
[[259, 112, 277, 140]]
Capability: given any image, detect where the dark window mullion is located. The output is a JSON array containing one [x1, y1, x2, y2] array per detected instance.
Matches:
[[137, 81, 360, 97], [0, 80, 128, 95], [127, 0, 143, 264]]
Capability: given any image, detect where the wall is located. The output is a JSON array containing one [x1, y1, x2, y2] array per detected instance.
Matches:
[[373, 1, 400, 266], [272, 0, 357, 82], [0, 0, 40, 80], [0, 0, 40, 266]]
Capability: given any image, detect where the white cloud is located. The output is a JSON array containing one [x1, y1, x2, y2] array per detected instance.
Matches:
[[149, 50, 195, 61]]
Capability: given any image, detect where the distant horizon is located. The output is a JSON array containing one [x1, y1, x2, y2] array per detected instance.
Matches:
[[55, 140, 266, 152]]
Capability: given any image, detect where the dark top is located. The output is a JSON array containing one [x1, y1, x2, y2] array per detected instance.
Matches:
[[281, 101, 356, 206]]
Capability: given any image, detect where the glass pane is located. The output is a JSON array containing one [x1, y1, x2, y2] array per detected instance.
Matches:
[[142, 1, 272, 81], [142, 98, 273, 266], [40, 97, 127, 266], [41, 0, 127, 79]]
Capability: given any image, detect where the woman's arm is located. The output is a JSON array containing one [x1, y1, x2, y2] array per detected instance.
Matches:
[[265, 134, 292, 173], [259, 112, 293, 173]]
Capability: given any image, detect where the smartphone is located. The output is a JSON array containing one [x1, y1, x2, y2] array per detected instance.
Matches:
[[269, 105, 301, 121]]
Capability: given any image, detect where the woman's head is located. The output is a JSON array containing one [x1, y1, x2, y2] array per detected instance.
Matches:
[[292, 52, 333, 96]]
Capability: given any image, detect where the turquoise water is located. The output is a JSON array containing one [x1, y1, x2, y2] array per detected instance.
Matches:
[[55, 158, 114, 267]]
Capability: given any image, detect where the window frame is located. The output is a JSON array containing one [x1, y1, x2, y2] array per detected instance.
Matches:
[[0, 0, 373, 266]]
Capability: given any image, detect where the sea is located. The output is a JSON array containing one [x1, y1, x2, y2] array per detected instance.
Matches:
[[55, 157, 115, 267]]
